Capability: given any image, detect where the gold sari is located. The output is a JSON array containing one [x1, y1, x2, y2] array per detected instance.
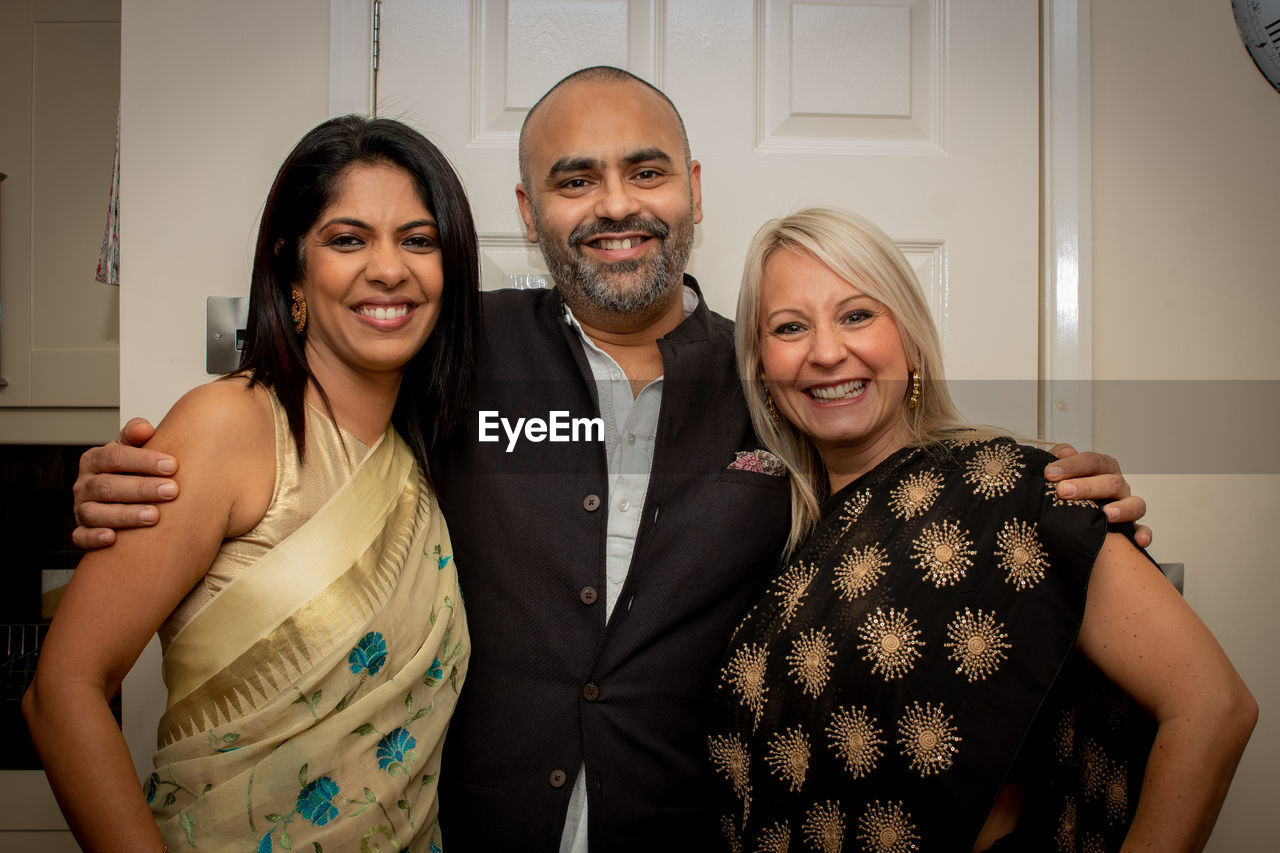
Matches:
[[149, 424, 467, 853]]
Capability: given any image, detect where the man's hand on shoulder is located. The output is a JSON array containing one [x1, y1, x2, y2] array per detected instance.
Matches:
[[1044, 443, 1152, 548], [72, 417, 178, 549]]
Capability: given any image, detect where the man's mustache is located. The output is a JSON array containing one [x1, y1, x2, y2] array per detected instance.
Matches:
[[568, 217, 670, 248]]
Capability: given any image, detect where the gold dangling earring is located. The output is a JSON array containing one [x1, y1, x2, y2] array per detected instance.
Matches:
[[907, 370, 921, 411], [291, 290, 307, 335], [764, 388, 781, 428]]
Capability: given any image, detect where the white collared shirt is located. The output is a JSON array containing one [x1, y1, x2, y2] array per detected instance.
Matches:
[[556, 286, 698, 853]]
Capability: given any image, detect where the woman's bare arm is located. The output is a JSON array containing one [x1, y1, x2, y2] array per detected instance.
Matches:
[[1076, 533, 1257, 852], [23, 380, 275, 852]]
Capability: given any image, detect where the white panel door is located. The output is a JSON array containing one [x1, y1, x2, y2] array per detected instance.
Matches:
[[374, 0, 1039, 431]]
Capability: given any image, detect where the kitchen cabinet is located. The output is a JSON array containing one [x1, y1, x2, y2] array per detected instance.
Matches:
[[0, 0, 121, 443]]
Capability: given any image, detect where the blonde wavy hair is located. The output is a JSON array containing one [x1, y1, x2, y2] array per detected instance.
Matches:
[[735, 207, 995, 554]]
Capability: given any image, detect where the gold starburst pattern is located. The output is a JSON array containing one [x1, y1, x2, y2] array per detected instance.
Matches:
[[764, 726, 811, 792], [943, 608, 1011, 681], [964, 443, 1025, 498], [722, 643, 769, 729], [836, 489, 873, 535], [826, 705, 886, 779], [896, 701, 961, 777], [708, 733, 751, 801], [1054, 707, 1077, 764], [889, 470, 943, 519], [855, 800, 921, 852], [910, 520, 976, 586], [1081, 833, 1107, 853], [802, 801, 846, 853], [728, 607, 758, 645], [1104, 767, 1129, 825], [720, 815, 743, 853], [833, 544, 890, 601], [1079, 738, 1106, 797], [996, 519, 1049, 590], [1043, 480, 1099, 509], [774, 561, 819, 627], [1055, 799, 1078, 852], [787, 628, 838, 697], [857, 608, 924, 680], [756, 821, 791, 853]]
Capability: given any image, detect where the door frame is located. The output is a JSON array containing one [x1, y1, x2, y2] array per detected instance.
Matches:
[[326, 0, 1094, 447], [1041, 0, 1092, 448]]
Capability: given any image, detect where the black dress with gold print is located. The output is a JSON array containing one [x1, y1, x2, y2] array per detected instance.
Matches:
[[707, 438, 1155, 853]]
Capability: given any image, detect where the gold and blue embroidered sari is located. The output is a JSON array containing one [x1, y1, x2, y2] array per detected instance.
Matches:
[[150, 409, 467, 853]]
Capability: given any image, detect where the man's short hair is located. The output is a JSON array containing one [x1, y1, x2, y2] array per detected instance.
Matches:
[[517, 66, 692, 188]]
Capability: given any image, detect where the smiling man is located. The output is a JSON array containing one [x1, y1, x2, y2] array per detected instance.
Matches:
[[428, 68, 794, 851], [71, 67, 1149, 852], [514, 70, 703, 396], [517, 75, 698, 326]]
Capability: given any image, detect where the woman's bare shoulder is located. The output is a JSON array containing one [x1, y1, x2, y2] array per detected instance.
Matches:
[[147, 376, 278, 533], [150, 376, 275, 453]]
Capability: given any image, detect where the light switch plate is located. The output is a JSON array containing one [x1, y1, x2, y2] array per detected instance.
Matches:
[[206, 296, 250, 374]]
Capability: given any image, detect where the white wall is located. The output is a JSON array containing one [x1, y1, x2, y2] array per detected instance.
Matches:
[[118, 0, 330, 778], [1092, 3, 1279, 849]]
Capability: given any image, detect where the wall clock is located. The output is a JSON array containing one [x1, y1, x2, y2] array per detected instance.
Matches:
[[1234, 0, 1280, 92]]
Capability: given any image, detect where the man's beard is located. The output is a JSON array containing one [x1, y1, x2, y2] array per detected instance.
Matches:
[[534, 211, 694, 315]]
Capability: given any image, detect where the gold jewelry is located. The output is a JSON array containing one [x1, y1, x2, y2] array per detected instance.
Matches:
[[764, 388, 781, 428], [907, 370, 921, 411], [290, 290, 307, 335]]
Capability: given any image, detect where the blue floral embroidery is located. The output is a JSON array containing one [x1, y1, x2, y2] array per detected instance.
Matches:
[[376, 727, 418, 773], [348, 632, 388, 676], [296, 776, 340, 826], [438, 554, 452, 570], [426, 657, 444, 682], [430, 844, 442, 853], [257, 831, 273, 853]]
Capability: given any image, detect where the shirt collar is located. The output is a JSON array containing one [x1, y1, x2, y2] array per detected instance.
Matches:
[[560, 284, 699, 341]]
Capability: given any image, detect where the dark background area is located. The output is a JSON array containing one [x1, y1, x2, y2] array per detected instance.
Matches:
[[0, 444, 88, 768]]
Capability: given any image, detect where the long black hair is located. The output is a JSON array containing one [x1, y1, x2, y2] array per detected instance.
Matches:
[[237, 115, 480, 476]]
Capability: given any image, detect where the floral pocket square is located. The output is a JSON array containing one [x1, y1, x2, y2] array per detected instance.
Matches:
[[728, 449, 786, 476]]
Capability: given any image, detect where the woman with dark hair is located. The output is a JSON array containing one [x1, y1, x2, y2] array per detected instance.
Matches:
[[25, 116, 479, 852], [708, 207, 1255, 851]]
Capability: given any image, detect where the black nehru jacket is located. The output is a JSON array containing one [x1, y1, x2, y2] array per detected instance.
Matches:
[[428, 279, 791, 851]]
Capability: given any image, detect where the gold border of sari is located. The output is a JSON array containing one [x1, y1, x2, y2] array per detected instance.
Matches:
[[158, 425, 418, 746]]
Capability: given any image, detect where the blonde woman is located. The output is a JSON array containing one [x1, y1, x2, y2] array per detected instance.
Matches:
[[708, 207, 1255, 851]]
